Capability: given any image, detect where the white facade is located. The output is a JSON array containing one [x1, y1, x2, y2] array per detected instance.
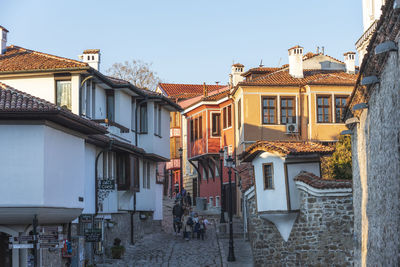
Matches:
[[0, 123, 85, 224], [252, 151, 320, 213]]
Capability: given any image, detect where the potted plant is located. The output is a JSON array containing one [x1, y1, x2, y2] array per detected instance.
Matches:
[[110, 238, 125, 259]]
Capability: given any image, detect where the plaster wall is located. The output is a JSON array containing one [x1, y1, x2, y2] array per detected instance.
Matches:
[[253, 152, 287, 212]]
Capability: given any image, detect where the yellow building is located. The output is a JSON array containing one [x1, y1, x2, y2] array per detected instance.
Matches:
[[232, 46, 358, 155]]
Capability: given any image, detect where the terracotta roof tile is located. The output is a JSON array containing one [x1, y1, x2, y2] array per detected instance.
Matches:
[[158, 83, 226, 99], [288, 45, 303, 50], [241, 141, 334, 161], [83, 49, 100, 54], [232, 63, 244, 67], [239, 69, 357, 86], [241, 67, 282, 77], [294, 171, 352, 189], [0, 45, 88, 73], [0, 82, 106, 134]]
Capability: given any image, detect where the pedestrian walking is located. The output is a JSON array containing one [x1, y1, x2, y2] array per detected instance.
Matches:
[[186, 192, 192, 207], [182, 210, 192, 241], [197, 218, 206, 240], [192, 212, 199, 238], [172, 201, 184, 235]]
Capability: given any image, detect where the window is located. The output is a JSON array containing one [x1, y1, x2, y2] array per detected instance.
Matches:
[[171, 112, 180, 128], [216, 196, 220, 207], [85, 80, 91, 117], [190, 119, 194, 142], [130, 155, 140, 191], [158, 106, 162, 136], [117, 153, 128, 190], [56, 80, 72, 110], [143, 161, 151, 189], [317, 96, 331, 123], [154, 104, 157, 134], [238, 99, 241, 130], [194, 118, 198, 140], [131, 98, 135, 131], [212, 113, 221, 136], [281, 97, 296, 124], [198, 116, 202, 139], [262, 97, 276, 124], [140, 103, 148, 133], [209, 197, 213, 206], [91, 82, 96, 118], [335, 96, 348, 123], [263, 163, 274, 190], [102, 151, 115, 179], [106, 91, 115, 122], [170, 137, 181, 158], [222, 105, 232, 129]]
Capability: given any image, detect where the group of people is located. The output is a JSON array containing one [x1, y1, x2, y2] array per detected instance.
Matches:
[[174, 187, 192, 207], [172, 198, 209, 241]]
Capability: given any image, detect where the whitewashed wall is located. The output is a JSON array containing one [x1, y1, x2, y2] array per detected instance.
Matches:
[[286, 162, 320, 210], [253, 152, 287, 212], [83, 143, 97, 214], [135, 160, 156, 211]]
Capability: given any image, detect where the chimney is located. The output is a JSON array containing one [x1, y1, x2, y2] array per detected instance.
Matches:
[[79, 49, 101, 71], [288, 45, 304, 78], [231, 63, 244, 86], [0, 26, 9, 55], [203, 82, 208, 97], [344, 52, 356, 74]]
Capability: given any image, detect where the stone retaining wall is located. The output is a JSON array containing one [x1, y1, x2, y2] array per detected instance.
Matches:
[[247, 190, 353, 266]]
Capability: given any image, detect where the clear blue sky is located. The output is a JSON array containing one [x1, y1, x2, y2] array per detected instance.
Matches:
[[2, 0, 362, 85]]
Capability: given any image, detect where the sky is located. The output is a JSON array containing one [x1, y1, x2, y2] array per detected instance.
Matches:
[[2, 0, 363, 85]]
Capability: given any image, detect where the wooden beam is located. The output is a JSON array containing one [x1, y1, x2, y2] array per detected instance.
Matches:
[[188, 159, 201, 183]]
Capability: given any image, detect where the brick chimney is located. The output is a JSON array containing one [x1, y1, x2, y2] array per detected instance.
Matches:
[[230, 63, 244, 86], [288, 45, 304, 78], [79, 49, 101, 71], [0, 26, 8, 55], [203, 82, 208, 97], [343, 52, 356, 74]]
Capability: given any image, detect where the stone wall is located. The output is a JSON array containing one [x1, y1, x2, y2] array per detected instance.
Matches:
[[247, 190, 353, 266]]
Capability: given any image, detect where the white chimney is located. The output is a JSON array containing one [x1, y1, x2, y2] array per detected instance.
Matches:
[[0, 26, 9, 55], [231, 63, 244, 86], [344, 52, 356, 74], [288, 45, 304, 78], [79, 49, 101, 71]]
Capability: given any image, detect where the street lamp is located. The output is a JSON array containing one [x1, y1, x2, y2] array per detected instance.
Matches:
[[219, 149, 226, 223], [178, 147, 183, 195], [226, 155, 235, 262]]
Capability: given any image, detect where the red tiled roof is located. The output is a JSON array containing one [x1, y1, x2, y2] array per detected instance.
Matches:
[[288, 45, 303, 50], [240, 141, 334, 162], [237, 162, 255, 192], [158, 83, 226, 99], [241, 67, 282, 77], [294, 171, 352, 189], [0, 45, 88, 73], [83, 49, 100, 54], [0, 82, 106, 134], [232, 63, 244, 67], [202, 88, 230, 101], [239, 69, 357, 86]]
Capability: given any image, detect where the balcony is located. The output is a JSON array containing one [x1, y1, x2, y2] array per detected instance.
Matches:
[[166, 158, 180, 170]]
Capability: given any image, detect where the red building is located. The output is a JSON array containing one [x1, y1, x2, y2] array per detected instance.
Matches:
[[181, 86, 237, 213], [156, 83, 225, 197]]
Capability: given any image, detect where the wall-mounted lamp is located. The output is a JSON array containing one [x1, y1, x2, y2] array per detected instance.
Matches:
[[340, 130, 353, 135], [375, 41, 398, 55], [361, 76, 379, 85], [352, 103, 369, 111]]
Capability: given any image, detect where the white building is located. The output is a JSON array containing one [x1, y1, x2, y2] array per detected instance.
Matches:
[[0, 26, 181, 266], [240, 140, 333, 240], [0, 82, 106, 267]]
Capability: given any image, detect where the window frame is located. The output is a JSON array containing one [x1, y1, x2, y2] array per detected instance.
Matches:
[[237, 99, 242, 130], [211, 112, 221, 137], [105, 90, 115, 122], [140, 103, 148, 133], [222, 105, 233, 129], [55, 79, 72, 110], [261, 96, 277, 124], [280, 96, 296, 125], [334, 95, 349, 123], [116, 153, 130, 191], [316, 95, 332, 123], [263, 163, 274, 190]]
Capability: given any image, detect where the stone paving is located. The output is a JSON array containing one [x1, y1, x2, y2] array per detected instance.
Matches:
[[97, 197, 254, 267]]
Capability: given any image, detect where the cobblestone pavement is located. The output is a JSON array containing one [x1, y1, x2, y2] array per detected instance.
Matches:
[[100, 223, 223, 267]]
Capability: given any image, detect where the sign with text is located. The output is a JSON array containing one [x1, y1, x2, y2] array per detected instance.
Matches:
[[99, 179, 115, 190], [84, 229, 102, 242], [80, 214, 93, 223]]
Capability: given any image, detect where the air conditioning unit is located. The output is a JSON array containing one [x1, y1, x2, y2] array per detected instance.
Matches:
[[286, 123, 298, 133]]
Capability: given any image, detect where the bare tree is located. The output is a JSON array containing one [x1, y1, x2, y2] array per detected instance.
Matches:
[[107, 60, 161, 91]]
